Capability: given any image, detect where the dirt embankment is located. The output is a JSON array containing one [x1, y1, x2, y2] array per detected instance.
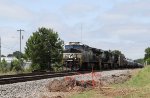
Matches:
[[29, 70, 132, 98]]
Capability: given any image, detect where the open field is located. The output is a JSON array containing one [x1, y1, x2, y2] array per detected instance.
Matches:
[[69, 66, 150, 98]]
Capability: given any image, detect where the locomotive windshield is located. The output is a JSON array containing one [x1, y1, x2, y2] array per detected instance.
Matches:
[[65, 45, 83, 50]]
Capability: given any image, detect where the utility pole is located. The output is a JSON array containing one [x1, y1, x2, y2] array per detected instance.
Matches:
[[17, 29, 24, 67], [81, 24, 83, 44], [0, 37, 1, 66]]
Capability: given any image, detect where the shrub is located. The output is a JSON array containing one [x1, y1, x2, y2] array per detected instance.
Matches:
[[145, 58, 150, 65], [52, 62, 63, 72], [11, 59, 23, 72], [0, 59, 9, 73], [30, 63, 41, 71]]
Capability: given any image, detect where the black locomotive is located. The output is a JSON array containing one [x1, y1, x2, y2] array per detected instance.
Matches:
[[63, 42, 143, 71]]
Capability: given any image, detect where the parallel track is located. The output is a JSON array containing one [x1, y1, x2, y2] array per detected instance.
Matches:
[[0, 71, 91, 85]]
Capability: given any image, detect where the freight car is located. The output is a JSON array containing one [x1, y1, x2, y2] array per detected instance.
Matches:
[[62, 42, 143, 71]]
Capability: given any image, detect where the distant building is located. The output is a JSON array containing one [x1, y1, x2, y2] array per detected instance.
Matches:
[[1, 56, 32, 69], [23, 60, 32, 69], [1, 56, 18, 63]]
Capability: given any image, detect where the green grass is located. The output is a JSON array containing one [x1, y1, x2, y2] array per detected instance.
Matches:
[[70, 90, 108, 98], [114, 66, 150, 98], [126, 66, 150, 87], [69, 66, 150, 98], [70, 90, 95, 98], [115, 88, 150, 98]]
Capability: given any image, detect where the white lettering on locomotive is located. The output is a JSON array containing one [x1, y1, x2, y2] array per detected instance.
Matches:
[[63, 53, 82, 59]]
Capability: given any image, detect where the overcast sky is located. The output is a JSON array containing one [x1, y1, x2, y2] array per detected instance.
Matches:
[[0, 0, 150, 59]]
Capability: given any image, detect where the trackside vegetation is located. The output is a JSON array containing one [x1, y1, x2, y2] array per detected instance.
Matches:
[[125, 66, 150, 87], [115, 66, 150, 98], [144, 47, 150, 65], [0, 59, 23, 74]]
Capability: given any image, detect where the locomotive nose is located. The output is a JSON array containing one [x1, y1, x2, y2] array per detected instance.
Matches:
[[62, 48, 82, 71], [63, 48, 81, 53], [63, 53, 82, 59], [63, 48, 82, 59]]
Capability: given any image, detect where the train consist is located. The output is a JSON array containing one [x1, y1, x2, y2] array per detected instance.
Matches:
[[63, 42, 143, 71]]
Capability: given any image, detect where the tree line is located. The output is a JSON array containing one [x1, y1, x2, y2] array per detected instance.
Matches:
[[144, 47, 150, 65], [1, 27, 149, 73]]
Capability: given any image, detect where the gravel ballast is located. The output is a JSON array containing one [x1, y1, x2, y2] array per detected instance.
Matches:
[[0, 69, 132, 98]]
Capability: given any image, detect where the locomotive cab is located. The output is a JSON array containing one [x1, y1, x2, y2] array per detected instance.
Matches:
[[63, 42, 83, 71]]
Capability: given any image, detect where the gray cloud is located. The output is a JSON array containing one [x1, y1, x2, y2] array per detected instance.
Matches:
[[80, 1, 150, 59], [0, 1, 34, 21], [63, 3, 98, 16], [0, 0, 150, 59], [23, 0, 150, 59]]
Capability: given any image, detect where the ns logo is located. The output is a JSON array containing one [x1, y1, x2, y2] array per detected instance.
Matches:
[[65, 53, 78, 58]]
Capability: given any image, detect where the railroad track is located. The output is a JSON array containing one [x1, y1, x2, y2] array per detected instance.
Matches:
[[0, 71, 93, 85], [0, 68, 140, 85]]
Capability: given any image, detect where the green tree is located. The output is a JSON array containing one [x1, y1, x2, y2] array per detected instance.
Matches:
[[1, 55, 6, 57], [25, 27, 64, 71], [10, 59, 23, 72], [112, 50, 124, 57], [144, 47, 150, 65], [144, 47, 150, 60], [12, 51, 23, 59], [134, 58, 144, 64], [7, 54, 13, 57], [0, 59, 9, 73], [146, 58, 150, 65]]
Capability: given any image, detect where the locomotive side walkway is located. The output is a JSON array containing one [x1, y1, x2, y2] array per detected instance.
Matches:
[[0, 69, 134, 98]]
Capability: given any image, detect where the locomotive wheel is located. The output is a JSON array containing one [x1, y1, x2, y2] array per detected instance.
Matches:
[[71, 64, 80, 71]]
